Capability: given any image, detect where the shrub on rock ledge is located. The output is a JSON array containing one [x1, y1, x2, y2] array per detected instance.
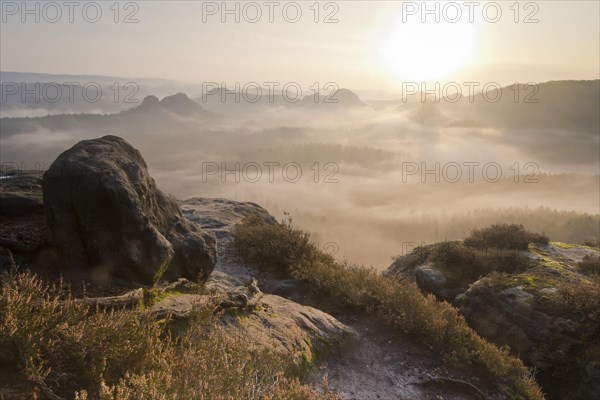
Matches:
[[464, 223, 549, 251]]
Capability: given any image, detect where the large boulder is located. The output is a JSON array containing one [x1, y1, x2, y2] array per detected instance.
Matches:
[[42, 135, 217, 285]]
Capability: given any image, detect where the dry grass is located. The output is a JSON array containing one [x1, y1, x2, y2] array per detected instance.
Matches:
[[546, 276, 600, 321], [0, 268, 338, 400], [233, 216, 544, 400], [578, 254, 600, 276]]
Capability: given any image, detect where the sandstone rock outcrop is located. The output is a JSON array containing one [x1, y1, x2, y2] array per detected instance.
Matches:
[[43, 135, 217, 285], [388, 241, 600, 400]]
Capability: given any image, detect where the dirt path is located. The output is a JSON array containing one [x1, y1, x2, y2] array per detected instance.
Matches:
[[206, 228, 501, 400]]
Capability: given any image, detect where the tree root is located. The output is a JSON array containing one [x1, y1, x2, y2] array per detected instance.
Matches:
[[75, 288, 144, 310]]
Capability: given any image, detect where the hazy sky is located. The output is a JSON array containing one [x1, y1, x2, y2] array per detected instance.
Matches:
[[1, 1, 599, 91]]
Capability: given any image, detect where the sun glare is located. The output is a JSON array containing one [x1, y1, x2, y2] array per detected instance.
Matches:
[[378, 17, 478, 82]]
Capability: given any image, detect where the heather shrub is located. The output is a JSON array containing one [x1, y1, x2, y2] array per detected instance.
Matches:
[[464, 224, 549, 250], [391, 241, 531, 288], [577, 254, 600, 276], [232, 216, 544, 399], [583, 236, 600, 248], [0, 269, 337, 400], [547, 277, 600, 320]]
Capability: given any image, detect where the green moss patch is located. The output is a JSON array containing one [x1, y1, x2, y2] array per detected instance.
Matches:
[[144, 288, 183, 307]]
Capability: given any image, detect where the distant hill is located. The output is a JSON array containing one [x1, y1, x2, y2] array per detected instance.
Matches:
[[0, 71, 200, 117], [126, 93, 213, 117], [0, 93, 216, 138], [299, 88, 368, 109], [194, 87, 290, 115], [442, 80, 600, 134], [195, 87, 369, 115], [0, 71, 185, 90]]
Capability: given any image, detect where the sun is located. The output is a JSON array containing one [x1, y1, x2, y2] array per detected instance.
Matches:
[[378, 17, 478, 82]]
